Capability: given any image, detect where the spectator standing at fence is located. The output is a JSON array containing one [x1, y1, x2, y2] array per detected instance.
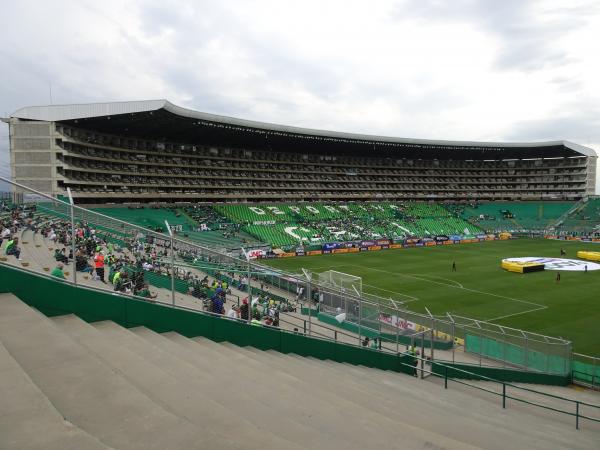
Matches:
[[240, 298, 249, 320], [212, 294, 225, 315], [94, 250, 106, 283]]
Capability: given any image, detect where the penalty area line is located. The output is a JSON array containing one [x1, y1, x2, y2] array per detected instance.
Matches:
[[406, 273, 464, 288], [485, 305, 549, 323], [362, 282, 420, 304]]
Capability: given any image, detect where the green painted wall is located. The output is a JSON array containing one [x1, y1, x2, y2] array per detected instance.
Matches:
[[431, 361, 570, 386], [0, 264, 413, 375]]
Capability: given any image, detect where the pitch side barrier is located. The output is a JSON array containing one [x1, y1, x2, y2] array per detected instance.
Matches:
[[267, 234, 507, 259], [0, 177, 584, 381]]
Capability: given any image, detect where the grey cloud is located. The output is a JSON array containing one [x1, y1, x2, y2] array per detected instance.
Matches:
[[504, 110, 600, 143], [392, 0, 595, 73]]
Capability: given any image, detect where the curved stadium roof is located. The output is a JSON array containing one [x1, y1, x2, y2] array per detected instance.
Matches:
[[10, 99, 596, 159]]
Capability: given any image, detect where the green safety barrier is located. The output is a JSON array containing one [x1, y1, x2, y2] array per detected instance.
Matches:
[[306, 311, 454, 350], [431, 361, 570, 386], [465, 334, 570, 376], [0, 264, 414, 375], [572, 360, 600, 386]]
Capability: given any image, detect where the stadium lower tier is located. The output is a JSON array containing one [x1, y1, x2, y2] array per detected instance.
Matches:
[[86, 200, 600, 250], [218, 202, 481, 247]]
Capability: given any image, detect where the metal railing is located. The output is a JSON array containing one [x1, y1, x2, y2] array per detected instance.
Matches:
[[401, 354, 600, 430]]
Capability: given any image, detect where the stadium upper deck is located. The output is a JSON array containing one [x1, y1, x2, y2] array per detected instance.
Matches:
[[5, 100, 597, 203]]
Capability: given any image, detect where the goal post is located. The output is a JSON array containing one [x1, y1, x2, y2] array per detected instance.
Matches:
[[314, 269, 362, 295]]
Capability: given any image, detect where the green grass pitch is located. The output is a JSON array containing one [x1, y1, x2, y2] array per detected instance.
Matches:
[[262, 239, 600, 356]]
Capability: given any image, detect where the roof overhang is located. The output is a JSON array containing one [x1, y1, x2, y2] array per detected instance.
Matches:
[[10, 99, 597, 158]]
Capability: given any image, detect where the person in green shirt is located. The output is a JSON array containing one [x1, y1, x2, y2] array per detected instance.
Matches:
[[51, 262, 65, 280], [135, 283, 157, 299], [5, 237, 21, 260], [370, 338, 379, 350]]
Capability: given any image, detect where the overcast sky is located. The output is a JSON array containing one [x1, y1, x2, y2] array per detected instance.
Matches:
[[1, 0, 599, 191]]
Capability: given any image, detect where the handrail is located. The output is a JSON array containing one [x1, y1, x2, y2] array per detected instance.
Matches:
[[395, 355, 600, 429]]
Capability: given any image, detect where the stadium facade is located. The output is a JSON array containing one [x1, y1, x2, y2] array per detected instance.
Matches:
[[4, 100, 597, 204]]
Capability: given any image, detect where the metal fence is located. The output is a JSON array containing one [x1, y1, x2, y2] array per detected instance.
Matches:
[[0, 177, 575, 375]]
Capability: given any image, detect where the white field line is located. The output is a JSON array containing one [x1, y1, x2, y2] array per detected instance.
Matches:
[[341, 263, 546, 311], [406, 273, 464, 288], [485, 304, 548, 322], [362, 282, 419, 304]]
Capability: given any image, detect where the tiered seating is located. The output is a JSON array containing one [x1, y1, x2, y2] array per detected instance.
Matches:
[[461, 202, 574, 232], [218, 202, 482, 247], [560, 198, 600, 232], [91, 207, 189, 232]]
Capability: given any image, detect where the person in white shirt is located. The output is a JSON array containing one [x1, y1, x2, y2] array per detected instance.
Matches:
[[1, 227, 11, 239], [226, 305, 239, 319]]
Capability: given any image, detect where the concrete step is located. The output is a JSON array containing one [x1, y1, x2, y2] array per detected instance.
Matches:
[[51, 314, 299, 450], [0, 336, 111, 450], [93, 321, 316, 450], [0, 294, 237, 450], [129, 326, 360, 450], [170, 334, 475, 450], [240, 346, 599, 449]]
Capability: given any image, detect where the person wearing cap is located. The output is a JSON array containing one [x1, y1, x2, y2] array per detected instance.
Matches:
[[240, 298, 249, 320]]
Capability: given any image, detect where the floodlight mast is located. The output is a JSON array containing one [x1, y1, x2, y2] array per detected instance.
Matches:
[[165, 220, 175, 306]]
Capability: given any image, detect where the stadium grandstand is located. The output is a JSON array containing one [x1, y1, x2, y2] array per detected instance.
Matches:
[[4, 100, 597, 204], [2, 102, 600, 448]]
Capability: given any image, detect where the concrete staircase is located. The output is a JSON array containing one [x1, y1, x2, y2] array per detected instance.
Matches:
[[1, 293, 599, 449]]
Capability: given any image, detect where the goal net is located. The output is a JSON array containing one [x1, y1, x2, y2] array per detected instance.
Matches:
[[314, 270, 362, 296]]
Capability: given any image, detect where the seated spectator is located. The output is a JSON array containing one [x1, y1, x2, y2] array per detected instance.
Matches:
[[54, 248, 69, 264], [226, 305, 239, 319], [51, 262, 66, 280], [135, 283, 157, 299], [5, 237, 21, 260], [75, 250, 93, 273]]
